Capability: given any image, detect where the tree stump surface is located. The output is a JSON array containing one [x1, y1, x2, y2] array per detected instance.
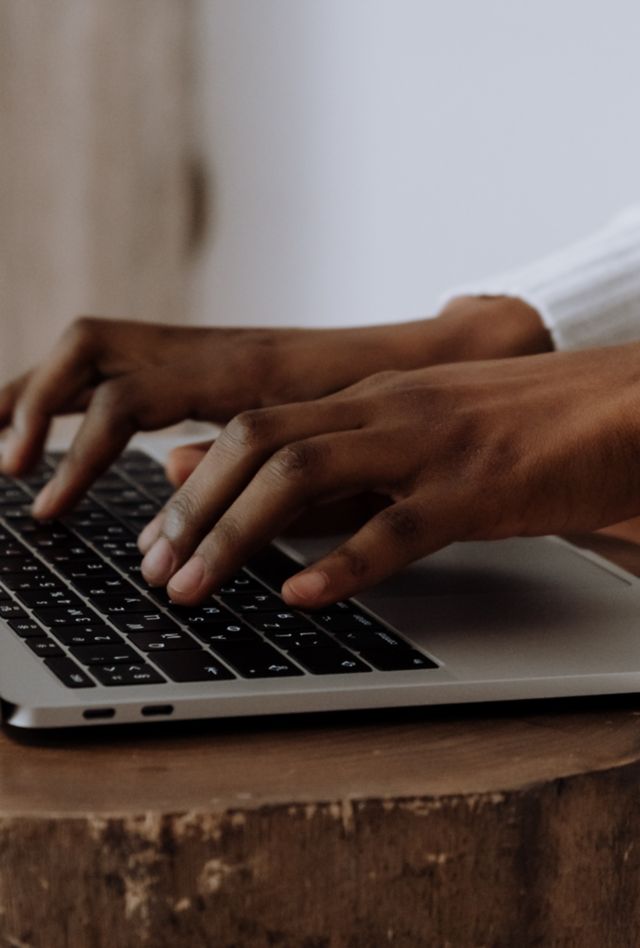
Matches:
[[0, 529, 639, 947]]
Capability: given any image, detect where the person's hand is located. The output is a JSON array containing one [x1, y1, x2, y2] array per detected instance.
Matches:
[[137, 342, 640, 609], [0, 299, 549, 518]]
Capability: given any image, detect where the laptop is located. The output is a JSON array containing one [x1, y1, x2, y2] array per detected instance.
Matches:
[[0, 444, 639, 729]]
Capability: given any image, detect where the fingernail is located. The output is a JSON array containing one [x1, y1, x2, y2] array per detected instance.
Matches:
[[138, 514, 163, 554], [141, 537, 176, 586], [32, 481, 56, 519], [283, 570, 329, 604], [168, 555, 206, 599]]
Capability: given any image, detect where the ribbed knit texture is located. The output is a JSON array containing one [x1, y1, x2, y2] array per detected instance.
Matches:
[[440, 205, 640, 350]]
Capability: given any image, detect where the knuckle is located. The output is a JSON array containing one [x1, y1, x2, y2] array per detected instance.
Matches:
[[269, 440, 320, 481], [93, 379, 132, 417], [64, 315, 101, 349], [163, 488, 201, 537], [210, 515, 242, 552], [334, 544, 369, 579], [222, 409, 273, 450], [378, 504, 422, 543]]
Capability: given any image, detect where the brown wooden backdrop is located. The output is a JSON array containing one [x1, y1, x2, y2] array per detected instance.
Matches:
[[0, 0, 194, 381]]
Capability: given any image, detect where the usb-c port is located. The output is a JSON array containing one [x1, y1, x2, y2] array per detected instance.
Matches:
[[83, 708, 115, 720], [141, 704, 174, 717]]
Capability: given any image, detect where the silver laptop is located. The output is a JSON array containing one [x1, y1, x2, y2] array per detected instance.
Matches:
[[0, 446, 638, 729]]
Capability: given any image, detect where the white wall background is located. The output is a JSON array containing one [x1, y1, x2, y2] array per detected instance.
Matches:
[[191, 0, 640, 329]]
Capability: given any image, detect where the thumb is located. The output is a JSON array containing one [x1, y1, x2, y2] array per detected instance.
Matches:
[[165, 439, 215, 486]]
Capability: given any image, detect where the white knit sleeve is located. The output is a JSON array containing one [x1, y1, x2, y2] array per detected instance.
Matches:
[[440, 205, 640, 350]]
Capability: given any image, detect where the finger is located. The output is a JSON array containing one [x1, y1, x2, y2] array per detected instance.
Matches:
[[137, 510, 166, 554], [281, 497, 458, 608], [1, 320, 103, 474], [32, 366, 197, 519], [0, 372, 30, 431], [165, 440, 214, 487], [140, 401, 361, 588], [166, 431, 387, 603], [30, 385, 137, 518], [285, 492, 389, 537], [139, 440, 216, 554]]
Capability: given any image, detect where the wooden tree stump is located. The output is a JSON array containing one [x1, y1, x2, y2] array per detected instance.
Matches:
[[0, 530, 639, 947]]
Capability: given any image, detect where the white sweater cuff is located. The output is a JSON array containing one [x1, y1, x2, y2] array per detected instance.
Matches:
[[440, 205, 640, 350]]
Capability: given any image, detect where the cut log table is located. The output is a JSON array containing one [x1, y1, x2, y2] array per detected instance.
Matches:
[[1, 529, 640, 948]]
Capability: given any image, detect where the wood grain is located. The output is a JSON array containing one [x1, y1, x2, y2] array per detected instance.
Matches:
[[0, 0, 193, 381]]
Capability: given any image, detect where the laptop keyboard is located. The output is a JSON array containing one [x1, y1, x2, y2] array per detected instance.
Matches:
[[0, 450, 437, 689]]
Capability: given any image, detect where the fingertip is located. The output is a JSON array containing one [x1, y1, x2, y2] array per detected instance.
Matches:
[[31, 481, 57, 519], [137, 513, 164, 554], [282, 569, 330, 607], [0, 429, 26, 475], [167, 555, 207, 602], [165, 442, 213, 487]]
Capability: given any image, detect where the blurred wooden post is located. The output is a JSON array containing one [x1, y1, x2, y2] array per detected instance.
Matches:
[[0, 0, 194, 380]]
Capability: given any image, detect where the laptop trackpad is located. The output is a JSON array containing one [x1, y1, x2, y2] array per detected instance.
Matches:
[[283, 535, 630, 599]]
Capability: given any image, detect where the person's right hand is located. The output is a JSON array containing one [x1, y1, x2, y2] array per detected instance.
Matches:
[[0, 297, 549, 519]]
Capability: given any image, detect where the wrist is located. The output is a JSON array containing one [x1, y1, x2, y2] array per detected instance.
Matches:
[[434, 295, 553, 360]]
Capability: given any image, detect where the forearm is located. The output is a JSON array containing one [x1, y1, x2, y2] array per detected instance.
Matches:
[[267, 296, 552, 403]]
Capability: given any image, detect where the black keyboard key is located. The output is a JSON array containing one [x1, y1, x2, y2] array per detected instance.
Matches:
[[91, 487, 146, 504], [0, 486, 31, 505], [108, 501, 157, 519], [99, 594, 155, 614], [2, 505, 34, 521], [211, 642, 304, 678], [219, 592, 283, 613], [250, 613, 317, 633], [192, 622, 262, 645], [150, 651, 235, 683], [80, 523, 131, 541], [263, 629, 334, 649], [166, 603, 233, 626], [246, 547, 301, 590], [1, 542, 30, 558], [217, 572, 265, 595], [288, 646, 371, 675], [117, 559, 145, 580], [0, 602, 29, 621], [70, 572, 130, 594], [70, 643, 140, 666], [7, 619, 45, 637], [92, 539, 140, 559], [33, 606, 102, 628], [17, 589, 84, 610], [92, 663, 165, 686], [357, 648, 438, 671], [1, 572, 61, 591], [26, 637, 65, 657], [110, 612, 182, 634], [332, 628, 406, 650], [58, 560, 115, 580], [0, 558, 40, 575], [52, 626, 123, 647], [66, 511, 112, 530], [44, 657, 96, 688], [90, 473, 128, 490], [126, 630, 199, 652], [311, 608, 386, 634]]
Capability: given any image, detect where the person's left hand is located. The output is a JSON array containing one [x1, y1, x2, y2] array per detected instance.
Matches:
[[138, 343, 640, 608]]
